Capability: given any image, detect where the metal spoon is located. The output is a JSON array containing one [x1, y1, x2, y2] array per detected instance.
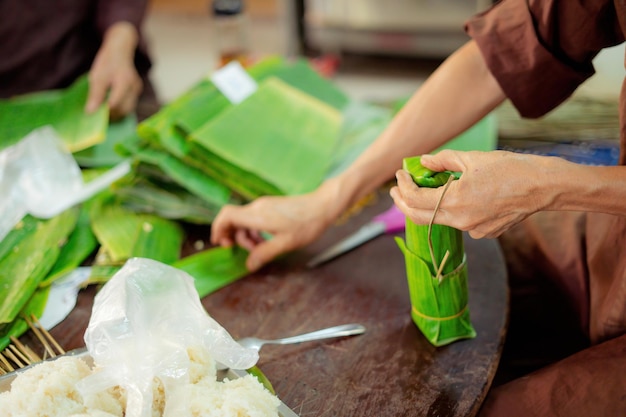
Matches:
[[238, 323, 366, 352]]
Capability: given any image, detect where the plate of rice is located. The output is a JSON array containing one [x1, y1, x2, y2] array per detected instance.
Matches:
[[0, 347, 299, 417]]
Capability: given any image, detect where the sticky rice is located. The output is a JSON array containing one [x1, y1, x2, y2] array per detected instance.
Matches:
[[0, 347, 280, 417]]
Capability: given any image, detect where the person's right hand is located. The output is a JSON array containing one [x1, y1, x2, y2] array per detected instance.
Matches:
[[390, 150, 555, 239], [210, 188, 341, 272]]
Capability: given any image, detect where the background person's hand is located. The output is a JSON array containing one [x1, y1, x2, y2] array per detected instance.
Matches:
[[390, 150, 561, 239], [211, 185, 343, 272], [85, 22, 142, 120]]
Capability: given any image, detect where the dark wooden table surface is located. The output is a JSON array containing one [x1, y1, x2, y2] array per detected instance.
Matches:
[[48, 191, 509, 417]]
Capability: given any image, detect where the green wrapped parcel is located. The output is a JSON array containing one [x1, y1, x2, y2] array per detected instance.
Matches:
[[395, 156, 476, 346]]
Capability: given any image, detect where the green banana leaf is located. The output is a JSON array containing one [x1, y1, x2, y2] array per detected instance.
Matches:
[[0, 286, 50, 351], [87, 245, 250, 296], [0, 75, 108, 153], [113, 174, 223, 224], [0, 209, 79, 326], [191, 77, 342, 196], [120, 140, 232, 207], [173, 246, 249, 298], [395, 156, 476, 347], [186, 139, 283, 200], [86, 266, 122, 286], [74, 113, 138, 167], [40, 204, 98, 287], [267, 58, 348, 110], [89, 197, 184, 265]]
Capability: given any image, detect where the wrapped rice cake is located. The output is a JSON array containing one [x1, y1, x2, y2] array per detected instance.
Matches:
[[395, 156, 476, 346]]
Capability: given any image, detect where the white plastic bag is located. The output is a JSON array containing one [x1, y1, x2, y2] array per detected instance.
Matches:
[[78, 257, 259, 417], [0, 125, 130, 241]]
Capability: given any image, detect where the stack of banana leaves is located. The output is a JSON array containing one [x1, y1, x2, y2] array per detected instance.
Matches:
[[0, 58, 394, 350], [118, 56, 352, 204]]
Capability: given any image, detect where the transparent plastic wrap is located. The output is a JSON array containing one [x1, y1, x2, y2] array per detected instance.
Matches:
[[0, 126, 130, 241], [78, 257, 259, 417]]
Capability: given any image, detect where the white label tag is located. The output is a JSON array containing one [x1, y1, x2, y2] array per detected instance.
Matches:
[[210, 61, 258, 104]]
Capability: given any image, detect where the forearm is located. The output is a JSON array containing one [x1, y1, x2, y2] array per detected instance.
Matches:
[[322, 40, 506, 215], [99, 22, 139, 63], [546, 160, 626, 216]]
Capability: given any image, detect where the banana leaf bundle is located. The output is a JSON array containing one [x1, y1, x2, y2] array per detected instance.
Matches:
[[119, 57, 348, 210], [190, 76, 342, 197], [395, 156, 476, 346], [0, 75, 108, 153]]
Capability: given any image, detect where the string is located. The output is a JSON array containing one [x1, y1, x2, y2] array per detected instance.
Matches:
[[412, 304, 468, 321], [427, 174, 456, 283]]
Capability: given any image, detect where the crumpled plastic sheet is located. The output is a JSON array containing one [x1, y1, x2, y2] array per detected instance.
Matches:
[[0, 125, 129, 242], [77, 257, 259, 417]]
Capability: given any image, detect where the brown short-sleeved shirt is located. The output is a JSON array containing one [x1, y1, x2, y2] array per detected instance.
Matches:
[[467, 0, 624, 121], [0, 0, 150, 98], [466, 0, 626, 345]]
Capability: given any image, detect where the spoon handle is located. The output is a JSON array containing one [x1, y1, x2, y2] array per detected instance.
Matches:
[[271, 323, 366, 346]]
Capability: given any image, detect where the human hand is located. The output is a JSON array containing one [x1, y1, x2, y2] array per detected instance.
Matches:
[[390, 150, 556, 239], [85, 22, 142, 120], [211, 190, 341, 272]]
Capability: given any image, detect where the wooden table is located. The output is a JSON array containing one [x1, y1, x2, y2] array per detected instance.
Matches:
[[49, 191, 509, 417]]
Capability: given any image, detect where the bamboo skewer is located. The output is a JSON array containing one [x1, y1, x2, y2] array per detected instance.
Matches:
[[0, 352, 16, 375], [9, 336, 41, 363], [0, 314, 66, 375], [25, 314, 65, 357]]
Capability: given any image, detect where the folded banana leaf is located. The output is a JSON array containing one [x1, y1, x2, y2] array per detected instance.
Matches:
[[191, 77, 342, 197], [0, 75, 108, 153], [395, 156, 476, 346], [74, 113, 138, 167]]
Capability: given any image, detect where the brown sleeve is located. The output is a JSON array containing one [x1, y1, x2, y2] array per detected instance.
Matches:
[[465, 0, 624, 118], [94, 0, 149, 34], [479, 334, 626, 417]]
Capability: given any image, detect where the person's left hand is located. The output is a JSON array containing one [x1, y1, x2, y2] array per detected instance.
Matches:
[[85, 23, 143, 120], [390, 150, 554, 239]]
